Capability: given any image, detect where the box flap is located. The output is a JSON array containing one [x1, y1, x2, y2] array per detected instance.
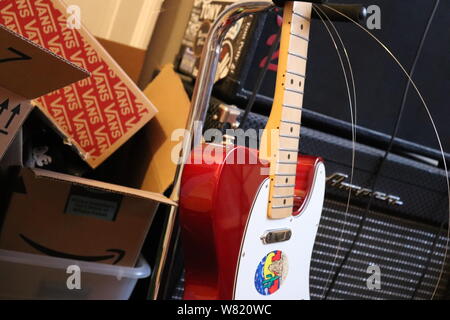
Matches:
[[0, 24, 89, 99], [0, 123, 24, 167], [96, 37, 146, 83], [0, 0, 158, 168], [0, 88, 34, 161], [29, 168, 177, 207], [140, 65, 191, 193], [0, 167, 169, 267]]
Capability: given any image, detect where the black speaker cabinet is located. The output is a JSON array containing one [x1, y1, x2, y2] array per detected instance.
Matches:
[[179, 0, 450, 165]]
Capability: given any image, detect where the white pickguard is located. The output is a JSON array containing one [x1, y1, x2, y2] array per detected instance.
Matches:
[[234, 162, 326, 300]]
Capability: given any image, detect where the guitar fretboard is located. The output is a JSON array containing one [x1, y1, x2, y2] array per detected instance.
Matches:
[[260, 2, 312, 219]]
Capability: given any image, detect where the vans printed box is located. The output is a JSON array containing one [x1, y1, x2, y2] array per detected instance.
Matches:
[[0, 23, 89, 161], [0, 0, 158, 168]]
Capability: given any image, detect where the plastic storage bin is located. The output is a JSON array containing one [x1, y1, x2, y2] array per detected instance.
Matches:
[[0, 249, 150, 300]]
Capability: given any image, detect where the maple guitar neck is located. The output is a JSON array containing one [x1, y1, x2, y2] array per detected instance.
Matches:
[[259, 1, 312, 219]]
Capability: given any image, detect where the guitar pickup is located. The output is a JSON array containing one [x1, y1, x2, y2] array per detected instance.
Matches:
[[260, 228, 292, 244]]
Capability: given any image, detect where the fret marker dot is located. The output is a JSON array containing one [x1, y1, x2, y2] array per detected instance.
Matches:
[[283, 199, 287, 205]]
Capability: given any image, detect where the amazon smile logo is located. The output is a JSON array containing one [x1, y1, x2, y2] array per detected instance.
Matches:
[[20, 234, 125, 265]]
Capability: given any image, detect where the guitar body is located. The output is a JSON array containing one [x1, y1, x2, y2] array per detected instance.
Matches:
[[180, 1, 323, 300], [179, 144, 326, 299]]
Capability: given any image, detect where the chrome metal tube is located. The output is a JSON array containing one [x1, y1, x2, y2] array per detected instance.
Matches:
[[171, 0, 274, 201], [150, 0, 275, 299]]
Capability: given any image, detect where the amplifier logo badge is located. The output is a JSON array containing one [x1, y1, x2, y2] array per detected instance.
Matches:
[[326, 173, 404, 206]]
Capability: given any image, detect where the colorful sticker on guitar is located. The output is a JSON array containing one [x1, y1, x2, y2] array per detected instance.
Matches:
[[254, 250, 288, 295]]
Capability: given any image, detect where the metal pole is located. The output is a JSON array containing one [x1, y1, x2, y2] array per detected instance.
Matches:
[[150, 0, 275, 299]]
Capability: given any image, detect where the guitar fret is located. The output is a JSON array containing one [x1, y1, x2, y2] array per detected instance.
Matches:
[[278, 161, 298, 165], [275, 173, 297, 177], [285, 88, 304, 95], [288, 51, 307, 60], [281, 119, 301, 125], [283, 104, 303, 111], [272, 204, 294, 209], [286, 70, 305, 78], [279, 148, 299, 152], [292, 11, 310, 21], [273, 195, 295, 199], [290, 32, 309, 42], [274, 184, 296, 188], [280, 134, 300, 140]]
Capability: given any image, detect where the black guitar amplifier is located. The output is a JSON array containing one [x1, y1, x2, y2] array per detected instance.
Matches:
[[173, 0, 450, 298], [170, 98, 450, 300], [178, 0, 450, 165]]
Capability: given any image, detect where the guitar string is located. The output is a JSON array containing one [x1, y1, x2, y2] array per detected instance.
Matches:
[[239, 7, 280, 130], [412, 218, 447, 299], [311, 4, 358, 300], [321, 3, 444, 300], [320, 2, 441, 299], [322, 2, 446, 300], [402, 0, 443, 299], [322, 3, 450, 300]]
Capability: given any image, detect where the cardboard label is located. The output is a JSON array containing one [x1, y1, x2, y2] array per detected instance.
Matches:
[[65, 186, 122, 221], [0, 88, 33, 160], [0, 0, 158, 168]]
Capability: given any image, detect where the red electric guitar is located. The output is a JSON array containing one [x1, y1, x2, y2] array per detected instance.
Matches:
[[179, 1, 325, 299]]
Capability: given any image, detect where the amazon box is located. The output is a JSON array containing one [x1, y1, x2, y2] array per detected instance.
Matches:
[[0, 0, 158, 168], [0, 23, 89, 162], [0, 168, 176, 267]]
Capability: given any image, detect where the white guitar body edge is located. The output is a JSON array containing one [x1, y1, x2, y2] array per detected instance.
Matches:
[[234, 162, 326, 300]]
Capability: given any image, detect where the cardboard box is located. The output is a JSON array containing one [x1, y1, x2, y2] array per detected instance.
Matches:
[[0, 128, 23, 169], [139, 65, 191, 194], [0, 87, 33, 161], [0, 168, 176, 267], [96, 38, 146, 84], [0, 0, 158, 168], [0, 23, 89, 162]]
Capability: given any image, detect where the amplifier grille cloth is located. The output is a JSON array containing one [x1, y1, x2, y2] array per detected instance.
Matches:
[[310, 199, 449, 300]]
